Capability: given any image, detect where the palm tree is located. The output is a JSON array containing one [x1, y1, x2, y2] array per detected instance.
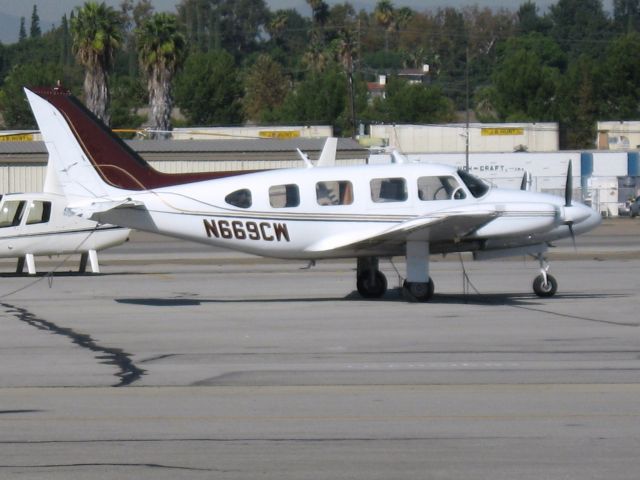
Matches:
[[137, 12, 186, 139], [374, 0, 395, 51], [71, 1, 123, 125], [337, 28, 357, 135], [306, 0, 329, 45]]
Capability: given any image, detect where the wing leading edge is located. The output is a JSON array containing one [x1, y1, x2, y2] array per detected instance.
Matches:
[[305, 209, 499, 254]]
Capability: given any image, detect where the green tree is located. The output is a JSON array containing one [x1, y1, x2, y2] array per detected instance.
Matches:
[[614, 0, 640, 33], [548, 0, 610, 57], [307, 0, 329, 43], [120, 0, 155, 77], [71, 1, 123, 125], [489, 33, 565, 121], [30, 5, 41, 38], [264, 9, 309, 67], [137, 12, 186, 137], [243, 54, 289, 122], [19, 17, 27, 42], [110, 75, 147, 131], [174, 50, 243, 125], [59, 14, 72, 66], [516, 1, 551, 35], [374, 0, 395, 51], [365, 76, 455, 124], [555, 56, 602, 148], [177, 0, 269, 57], [0, 63, 64, 128], [601, 32, 640, 119], [431, 8, 468, 107], [275, 65, 348, 131]]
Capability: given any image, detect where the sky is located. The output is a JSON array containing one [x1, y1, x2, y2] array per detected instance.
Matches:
[[0, 0, 614, 44]]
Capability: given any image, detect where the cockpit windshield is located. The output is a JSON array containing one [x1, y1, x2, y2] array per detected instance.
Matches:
[[457, 169, 490, 198]]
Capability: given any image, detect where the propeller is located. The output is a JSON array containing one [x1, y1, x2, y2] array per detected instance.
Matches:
[[565, 160, 572, 207], [563, 160, 576, 250], [520, 171, 529, 191]]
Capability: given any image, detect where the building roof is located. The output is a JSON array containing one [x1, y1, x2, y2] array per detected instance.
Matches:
[[0, 138, 366, 155]]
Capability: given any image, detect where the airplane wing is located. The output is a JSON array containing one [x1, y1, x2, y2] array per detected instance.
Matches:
[[305, 209, 499, 254]]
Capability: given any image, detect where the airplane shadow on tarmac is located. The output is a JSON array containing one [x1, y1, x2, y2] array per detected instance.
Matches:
[[115, 290, 629, 307], [115, 290, 636, 327]]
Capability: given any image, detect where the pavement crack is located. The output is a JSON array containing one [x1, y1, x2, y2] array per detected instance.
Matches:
[[0, 463, 214, 472], [1, 302, 146, 387]]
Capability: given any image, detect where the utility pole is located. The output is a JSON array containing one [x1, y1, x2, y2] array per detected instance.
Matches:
[[465, 46, 470, 172]]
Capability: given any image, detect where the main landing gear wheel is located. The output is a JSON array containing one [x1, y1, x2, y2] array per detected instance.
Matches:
[[533, 273, 557, 297], [402, 278, 435, 302], [357, 270, 388, 298]]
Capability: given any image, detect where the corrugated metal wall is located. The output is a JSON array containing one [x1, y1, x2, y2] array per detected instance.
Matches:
[[0, 164, 46, 193]]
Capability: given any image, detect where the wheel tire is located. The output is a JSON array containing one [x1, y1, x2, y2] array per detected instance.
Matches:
[[356, 270, 387, 298], [533, 274, 558, 297], [402, 278, 435, 302]]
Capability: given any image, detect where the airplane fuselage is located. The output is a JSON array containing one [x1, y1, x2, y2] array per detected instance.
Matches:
[[91, 163, 600, 260]]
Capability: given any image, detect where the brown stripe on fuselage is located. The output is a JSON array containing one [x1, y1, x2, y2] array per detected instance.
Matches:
[[29, 86, 252, 190]]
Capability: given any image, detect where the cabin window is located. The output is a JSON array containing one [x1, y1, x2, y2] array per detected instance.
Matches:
[[26, 201, 52, 225], [316, 181, 353, 206], [269, 184, 300, 208], [225, 189, 252, 208], [418, 176, 466, 201], [457, 169, 490, 198], [370, 177, 407, 203], [0, 200, 26, 228]]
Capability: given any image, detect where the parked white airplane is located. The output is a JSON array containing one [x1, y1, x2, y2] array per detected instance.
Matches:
[[0, 124, 129, 274], [0, 191, 130, 274], [25, 86, 601, 300]]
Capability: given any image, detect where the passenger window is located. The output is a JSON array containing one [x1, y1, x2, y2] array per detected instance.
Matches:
[[26, 201, 52, 225], [370, 177, 407, 203], [418, 176, 466, 201], [0, 200, 26, 228], [269, 184, 300, 208], [225, 189, 252, 208], [316, 181, 353, 206]]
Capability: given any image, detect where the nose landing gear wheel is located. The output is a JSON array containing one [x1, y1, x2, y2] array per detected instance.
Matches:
[[533, 273, 557, 297], [402, 279, 435, 302], [356, 270, 388, 298]]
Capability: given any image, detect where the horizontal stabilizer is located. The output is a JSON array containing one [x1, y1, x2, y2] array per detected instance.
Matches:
[[66, 198, 145, 220]]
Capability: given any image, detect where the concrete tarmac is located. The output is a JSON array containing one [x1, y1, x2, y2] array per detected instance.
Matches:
[[0, 219, 639, 479]]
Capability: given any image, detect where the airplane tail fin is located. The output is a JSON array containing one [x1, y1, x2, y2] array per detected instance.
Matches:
[[25, 86, 246, 202], [316, 137, 337, 167], [26, 87, 120, 202]]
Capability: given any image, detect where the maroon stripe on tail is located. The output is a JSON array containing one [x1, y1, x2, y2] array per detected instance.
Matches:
[[29, 86, 249, 190]]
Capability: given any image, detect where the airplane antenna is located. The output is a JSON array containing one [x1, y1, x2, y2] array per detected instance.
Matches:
[[296, 148, 314, 168], [390, 150, 407, 164]]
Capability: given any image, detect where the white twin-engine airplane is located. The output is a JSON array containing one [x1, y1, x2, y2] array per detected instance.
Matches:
[[25, 86, 601, 300]]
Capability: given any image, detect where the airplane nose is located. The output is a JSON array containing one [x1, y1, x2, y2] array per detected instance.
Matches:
[[570, 202, 602, 234]]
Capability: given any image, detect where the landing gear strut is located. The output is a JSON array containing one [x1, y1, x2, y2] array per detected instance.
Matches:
[[533, 254, 557, 297], [401, 240, 435, 302], [356, 257, 387, 298]]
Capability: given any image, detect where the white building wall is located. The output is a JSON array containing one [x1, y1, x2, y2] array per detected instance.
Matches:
[[591, 152, 627, 176], [597, 121, 640, 150], [369, 123, 559, 153], [172, 126, 333, 140]]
